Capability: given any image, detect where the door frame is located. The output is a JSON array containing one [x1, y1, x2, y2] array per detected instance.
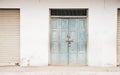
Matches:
[[48, 8, 89, 66]]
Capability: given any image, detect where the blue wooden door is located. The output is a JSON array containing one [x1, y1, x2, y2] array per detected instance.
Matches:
[[50, 18, 87, 65], [50, 18, 68, 65], [69, 19, 87, 65]]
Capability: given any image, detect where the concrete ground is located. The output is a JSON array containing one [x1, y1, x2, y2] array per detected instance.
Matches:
[[0, 66, 120, 75]]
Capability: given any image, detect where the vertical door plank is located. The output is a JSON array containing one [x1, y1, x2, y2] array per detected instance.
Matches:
[[50, 18, 61, 64], [77, 19, 87, 65], [69, 18, 87, 65], [69, 19, 78, 64], [51, 18, 68, 65], [59, 19, 68, 64]]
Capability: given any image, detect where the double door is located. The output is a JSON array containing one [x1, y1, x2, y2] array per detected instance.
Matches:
[[50, 18, 87, 65]]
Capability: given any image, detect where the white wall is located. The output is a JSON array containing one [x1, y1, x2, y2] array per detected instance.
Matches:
[[0, 0, 119, 67]]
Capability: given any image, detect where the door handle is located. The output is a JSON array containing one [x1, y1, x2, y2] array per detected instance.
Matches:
[[66, 39, 73, 44], [66, 40, 73, 47], [66, 35, 73, 47]]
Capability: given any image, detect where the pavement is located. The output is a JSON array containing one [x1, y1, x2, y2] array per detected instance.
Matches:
[[0, 66, 120, 75]]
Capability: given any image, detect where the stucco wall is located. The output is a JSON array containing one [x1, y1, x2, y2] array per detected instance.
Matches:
[[0, 0, 120, 67]]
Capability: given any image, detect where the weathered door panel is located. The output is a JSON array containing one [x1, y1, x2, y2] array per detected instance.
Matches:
[[50, 18, 60, 64], [50, 18, 87, 65], [69, 19, 87, 65], [50, 18, 68, 65], [69, 19, 78, 64], [59, 19, 68, 64], [77, 19, 87, 64]]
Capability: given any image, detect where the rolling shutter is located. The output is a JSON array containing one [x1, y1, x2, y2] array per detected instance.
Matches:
[[0, 9, 20, 66], [117, 10, 120, 66]]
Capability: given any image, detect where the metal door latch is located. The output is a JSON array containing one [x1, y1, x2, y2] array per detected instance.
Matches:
[[66, 39, 73, 44], [66, 35, 73, 47]]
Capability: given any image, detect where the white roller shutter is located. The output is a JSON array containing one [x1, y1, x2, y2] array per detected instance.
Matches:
[[117, 9, 120, 66], [0, 9, 20, 66]]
